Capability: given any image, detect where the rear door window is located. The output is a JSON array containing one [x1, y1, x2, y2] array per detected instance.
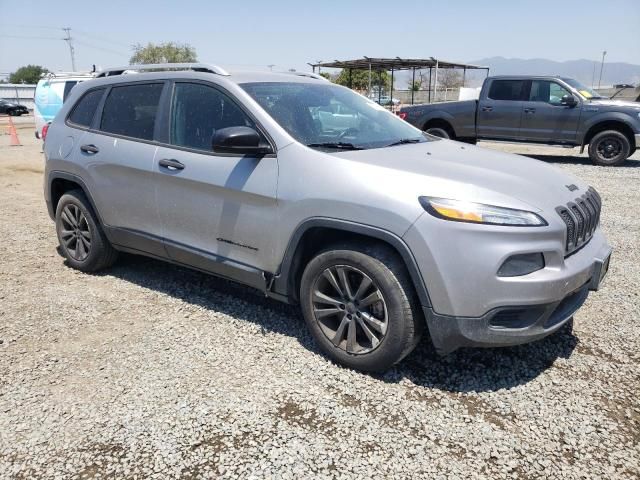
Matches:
[[488, 80, 526, 101], [100, 83, 164, 141], [68, 88, 105, 127]]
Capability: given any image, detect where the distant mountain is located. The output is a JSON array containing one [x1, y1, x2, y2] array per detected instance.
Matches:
[[469, 57, 640, 87]]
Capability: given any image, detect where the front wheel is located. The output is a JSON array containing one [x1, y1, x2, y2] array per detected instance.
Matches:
[[300, 243, 423, 372], [588, 130, 631, 166]]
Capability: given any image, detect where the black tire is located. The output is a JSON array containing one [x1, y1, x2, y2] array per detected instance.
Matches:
[[424, 127, 450, 139], [55, 190, 118, 272], [588, 130, 631, 166], [300, 243, 423, 372], [8, 110, 18, 116]]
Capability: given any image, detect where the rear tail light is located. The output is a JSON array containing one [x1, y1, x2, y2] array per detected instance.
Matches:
[[397, 112, 407, 120], [42, 123, 49, 141]]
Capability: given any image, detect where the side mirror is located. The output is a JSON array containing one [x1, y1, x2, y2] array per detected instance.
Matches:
[[212, 126, 272, 155], [561, 94, 578, 107]]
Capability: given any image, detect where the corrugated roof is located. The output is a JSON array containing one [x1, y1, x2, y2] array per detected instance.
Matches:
[[309, 57, 489, 71]]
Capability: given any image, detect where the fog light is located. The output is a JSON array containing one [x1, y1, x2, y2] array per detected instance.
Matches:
[[497, 253, 545, 277]]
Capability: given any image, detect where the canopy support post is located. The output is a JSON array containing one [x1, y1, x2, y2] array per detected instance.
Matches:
[[411, 67, 415, 105]]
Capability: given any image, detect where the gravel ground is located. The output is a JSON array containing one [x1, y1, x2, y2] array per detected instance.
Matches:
[[1, 116, 639, 479]]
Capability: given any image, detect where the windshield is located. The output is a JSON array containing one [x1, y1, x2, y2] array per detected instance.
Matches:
[[561, 78, 606, 99], [240, 82, 432, 150]]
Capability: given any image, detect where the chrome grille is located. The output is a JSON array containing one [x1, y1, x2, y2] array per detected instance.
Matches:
[[556, 187, 601, 255]]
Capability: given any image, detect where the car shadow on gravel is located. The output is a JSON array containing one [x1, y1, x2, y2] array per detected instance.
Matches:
[[102, 254, 578, 393], [388, 321, 578, 393], [101, 253, 320, 349], [523, 154, 640, 167]]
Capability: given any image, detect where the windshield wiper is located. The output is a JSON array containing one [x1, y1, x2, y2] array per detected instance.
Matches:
[[384, 138, 422, 147], [306, 142, 364, 150]]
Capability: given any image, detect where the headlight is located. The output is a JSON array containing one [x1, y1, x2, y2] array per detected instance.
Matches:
[[419, 197, 547, 226]]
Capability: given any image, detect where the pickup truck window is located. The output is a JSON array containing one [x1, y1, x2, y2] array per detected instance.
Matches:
[[488, 80, 526, 101], [529, 81, 571, 105]]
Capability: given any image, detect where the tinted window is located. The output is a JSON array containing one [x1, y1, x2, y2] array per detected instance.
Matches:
[[100, 83, 164, 140], [68, 88, 104, 127], [63, 81, 78, 102], [529, 80, 571, 105], [170, 83, 256, 151], [488, 80, 525, 101]]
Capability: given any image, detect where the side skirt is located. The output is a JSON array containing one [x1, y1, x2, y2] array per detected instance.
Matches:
[[104, 226, 281, 298]]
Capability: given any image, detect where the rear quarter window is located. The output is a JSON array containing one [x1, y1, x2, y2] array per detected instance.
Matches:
[[67, 88, 105, 128], [100, 83, 164, 141]]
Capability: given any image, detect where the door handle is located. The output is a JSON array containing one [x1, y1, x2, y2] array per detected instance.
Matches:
[[80, 144, 99, 154], [481, 106, 493, 112], [524, 108, 536, 114], [159, 158, 185, 171]]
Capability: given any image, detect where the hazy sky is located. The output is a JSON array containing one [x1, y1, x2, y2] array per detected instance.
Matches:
[[1, 0, 639, 74]]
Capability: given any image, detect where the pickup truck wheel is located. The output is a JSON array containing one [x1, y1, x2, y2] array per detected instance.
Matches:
[[55, 190, 118, 272], [588, 130, 631, 166], [300, 243, 422, 372], [425, 127, 450, 139]]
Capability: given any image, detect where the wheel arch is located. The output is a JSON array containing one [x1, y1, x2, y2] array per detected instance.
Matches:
[[422, 115, 456, 139], [47, 171, 103, 226], [271, 218, 432, 308], [581, 118, 636, 152]]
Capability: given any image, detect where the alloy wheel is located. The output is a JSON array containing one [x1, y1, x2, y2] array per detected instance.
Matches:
[[60, 204, 91, 261], [311, 265, 388, 355], [596, 137, 622, 160]]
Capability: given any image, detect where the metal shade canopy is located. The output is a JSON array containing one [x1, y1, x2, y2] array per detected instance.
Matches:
[[308, 57, 490, 105]]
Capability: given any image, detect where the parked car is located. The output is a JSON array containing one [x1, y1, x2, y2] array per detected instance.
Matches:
[[370, 95, 400, 106], [35, 72, 94, 139], [399, 75, 640, 166], [43, 64, 612, 372], [0, 99, 29, 116]]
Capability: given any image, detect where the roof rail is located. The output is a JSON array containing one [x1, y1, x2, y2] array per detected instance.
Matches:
[[95, 63, 230, 78], [40, 71, 96, 79], [284, 71, 330, 82]]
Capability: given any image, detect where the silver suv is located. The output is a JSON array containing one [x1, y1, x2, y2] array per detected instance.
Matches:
[[44, 63, 612, 371]]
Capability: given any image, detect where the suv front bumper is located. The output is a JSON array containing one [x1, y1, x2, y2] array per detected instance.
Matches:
[[404, 213, 612, 354]]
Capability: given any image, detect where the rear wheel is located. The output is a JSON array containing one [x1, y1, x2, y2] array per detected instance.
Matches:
[[588, 130, 631, 166], [300, 243, 422, 372], [55, 190, 118, 272], [424, 127, 450, 139]]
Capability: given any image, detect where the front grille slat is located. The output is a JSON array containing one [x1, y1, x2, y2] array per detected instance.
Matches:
[[556, 187, 602, 256]]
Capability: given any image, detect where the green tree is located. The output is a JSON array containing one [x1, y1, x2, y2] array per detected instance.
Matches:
[[9, 65, 49, 84], [130, 42, 197, 64], [334, 69, 390, 91], [319, 72, 332, 81]]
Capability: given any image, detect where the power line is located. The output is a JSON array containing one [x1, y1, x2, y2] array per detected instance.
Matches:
[[0, 34, 61, 40], [74, 39, 128, 58], [74, 30, 132, 49]]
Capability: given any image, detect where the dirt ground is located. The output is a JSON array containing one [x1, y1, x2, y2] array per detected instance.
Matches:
[[1, 115, 638, 479]]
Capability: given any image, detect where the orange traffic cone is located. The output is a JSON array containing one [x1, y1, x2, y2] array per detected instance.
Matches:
[[8, 116, 21, 146]]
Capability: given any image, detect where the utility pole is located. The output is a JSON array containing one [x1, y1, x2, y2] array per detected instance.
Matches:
[[598, 50, 606, 90], [62, 27, 76, 71]]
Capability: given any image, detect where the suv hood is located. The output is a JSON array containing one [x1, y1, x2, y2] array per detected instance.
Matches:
[[333, 140, 588, 213]]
